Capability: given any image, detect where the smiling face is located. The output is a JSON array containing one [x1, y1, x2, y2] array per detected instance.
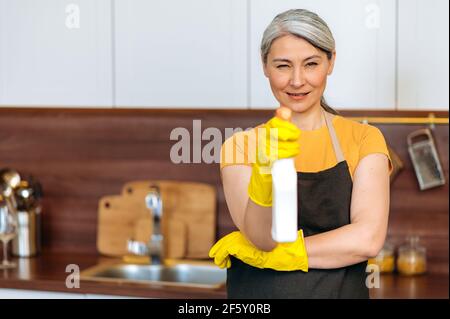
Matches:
[[263, 34, 336, 113]]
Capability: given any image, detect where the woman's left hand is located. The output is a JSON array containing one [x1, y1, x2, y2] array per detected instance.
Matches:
[[209, 230, 308, 272]]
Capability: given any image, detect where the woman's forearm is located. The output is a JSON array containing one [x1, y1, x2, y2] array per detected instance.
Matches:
[[242, 200, 383, 263], [242, 199, 277, 251], [305, 222, 383, 269]]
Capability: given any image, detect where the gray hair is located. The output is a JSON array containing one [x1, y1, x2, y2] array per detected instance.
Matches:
[[261, 9, 338, 114]]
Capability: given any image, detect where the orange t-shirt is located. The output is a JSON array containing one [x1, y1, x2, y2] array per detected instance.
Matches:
[[220, 115, 392, 179]]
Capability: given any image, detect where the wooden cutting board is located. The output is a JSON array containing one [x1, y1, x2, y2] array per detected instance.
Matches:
[[387, 145, 404, 183], [97, 193, 188, 259], [97, 194, 152, 257], [97, 180, 216, 259], [121, 180, 216, 259]]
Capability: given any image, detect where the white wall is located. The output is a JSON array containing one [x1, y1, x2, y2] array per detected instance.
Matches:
[[0, 0, 448, 110]]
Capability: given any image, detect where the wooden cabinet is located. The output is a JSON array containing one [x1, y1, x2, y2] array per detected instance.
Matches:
[[114, 0, 247, 108], [397, 0, 449, 110], [248, 0, 397, 110], [0, 0, 113, 107]]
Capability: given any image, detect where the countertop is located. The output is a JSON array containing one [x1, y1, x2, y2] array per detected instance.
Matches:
[[0, 252, 448, 299], [0, 252, 227, 298], [369, 272, 449, 299]]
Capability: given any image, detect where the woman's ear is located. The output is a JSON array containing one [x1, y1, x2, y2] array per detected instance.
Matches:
[[327, 51, 336, 75], [262, 56, 269, 78]]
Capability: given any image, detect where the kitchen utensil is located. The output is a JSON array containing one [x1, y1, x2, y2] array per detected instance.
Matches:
[[121, 180, 216, 259], [407, 129, 446, 190], [0, 168, 21, 213], [21, 174, 43, 201], [14, 180, 37, 211], [0, 168, 21, 189], [97, 194, 152, 256]]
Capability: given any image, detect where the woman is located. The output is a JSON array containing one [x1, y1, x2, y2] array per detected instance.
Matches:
[[209, 9, 392, 298]]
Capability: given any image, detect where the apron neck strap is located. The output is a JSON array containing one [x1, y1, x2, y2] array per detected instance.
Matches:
[[323, 110, 345, 163]]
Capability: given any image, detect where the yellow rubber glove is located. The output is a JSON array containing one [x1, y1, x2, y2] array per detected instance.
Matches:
[[209, 230, 308, 272], [248, 109, 300, 207]]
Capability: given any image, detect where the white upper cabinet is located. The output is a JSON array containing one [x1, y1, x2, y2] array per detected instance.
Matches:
[[397, 0, 449, 110], [0, 0, 447, 110], [0, 0, 112, 107], [249, 0, 396, 110], [114, 0, 247, 108]]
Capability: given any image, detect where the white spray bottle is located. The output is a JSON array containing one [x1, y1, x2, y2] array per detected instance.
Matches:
[[271, 107, 298, 243]]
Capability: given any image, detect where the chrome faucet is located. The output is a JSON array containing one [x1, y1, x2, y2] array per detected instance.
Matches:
[[127, 184, 163, 264]]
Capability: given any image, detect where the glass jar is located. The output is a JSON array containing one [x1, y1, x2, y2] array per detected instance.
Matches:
[[368, 242, 395, 273], [397, 236, 427, 275]]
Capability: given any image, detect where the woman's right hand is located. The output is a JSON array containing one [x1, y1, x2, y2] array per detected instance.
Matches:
[[247, 108, 300, 207]]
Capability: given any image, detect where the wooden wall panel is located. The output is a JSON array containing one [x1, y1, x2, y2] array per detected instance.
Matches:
[[0, 108, 448, 273]]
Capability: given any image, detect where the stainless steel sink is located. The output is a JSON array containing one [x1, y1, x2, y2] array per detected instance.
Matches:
[[80, 262, 226, 289]]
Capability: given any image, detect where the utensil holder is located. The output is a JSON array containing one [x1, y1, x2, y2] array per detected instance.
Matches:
[[12, 206, 42, 257]]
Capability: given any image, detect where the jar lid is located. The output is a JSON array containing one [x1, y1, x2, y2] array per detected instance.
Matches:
[[399, 235, 426, 254], [377, 242, 394, 257]]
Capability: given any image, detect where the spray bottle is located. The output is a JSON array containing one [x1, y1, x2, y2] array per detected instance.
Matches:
[[271, 107, 298, 243]]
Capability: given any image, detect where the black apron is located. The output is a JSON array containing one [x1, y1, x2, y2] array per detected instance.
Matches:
[[227, 112, 369, 299]]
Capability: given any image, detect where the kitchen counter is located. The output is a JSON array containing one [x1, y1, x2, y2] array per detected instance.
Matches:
[[370, 272, 449, 299], [0, 252, 227, 298], [0, 252, 447, 299]]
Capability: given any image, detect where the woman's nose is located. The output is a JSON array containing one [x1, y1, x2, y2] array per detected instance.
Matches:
[[289, 68, 305, 88]]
